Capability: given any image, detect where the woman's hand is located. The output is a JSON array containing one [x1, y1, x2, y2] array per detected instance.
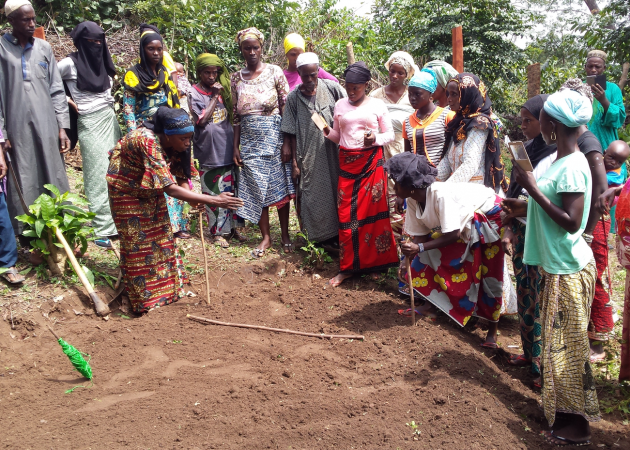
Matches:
[[501, 198, 528, 222], [511, 162, 537, 193], [291, 161, 300, 183], [395, 197, 405, 215], [210, 82, 223, 96], [501, 227, 516, 256], [400, 240, 419, 258], [364, 130, 376, 147], [596, 186, 621, 215], [233, 148, 243, 167], [68, 98, 79, 113], [206, 192, 244, 210]]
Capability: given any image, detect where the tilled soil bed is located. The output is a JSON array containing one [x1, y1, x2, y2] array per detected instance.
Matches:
[[1, 247, 629, 449]]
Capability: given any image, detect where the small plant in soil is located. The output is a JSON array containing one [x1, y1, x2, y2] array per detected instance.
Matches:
[[16, 184, 95, 276], [406, 420, 421, 438], [296, 232, 333, 269]]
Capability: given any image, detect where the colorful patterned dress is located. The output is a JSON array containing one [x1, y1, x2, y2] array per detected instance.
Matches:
[[403, 183, 505, 325], [106, 128, 189, 313]]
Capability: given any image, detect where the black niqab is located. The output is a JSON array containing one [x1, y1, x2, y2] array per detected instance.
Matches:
[[68, 21, 116, 93]]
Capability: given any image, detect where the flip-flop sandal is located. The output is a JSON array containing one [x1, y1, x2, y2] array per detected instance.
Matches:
[[213, 236, 230, 249], [590, 353, 606, 363], [1, 267, 25, 285], [542, 431, 591, 447], [174, 231, 192, 239], [533, 380, 542, 389], [480, 342, 499, 349], [398, 308, 421, 317], [508, 354, 531, 366], [283, 243, 294, 253], [94, 238, 113, 249], [251, 248, 265, 258], [231, 229, 248, 242]]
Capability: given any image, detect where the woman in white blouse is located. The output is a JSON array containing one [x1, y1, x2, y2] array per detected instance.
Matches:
[[386, 152, 506, 347]]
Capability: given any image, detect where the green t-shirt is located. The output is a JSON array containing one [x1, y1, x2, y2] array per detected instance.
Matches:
[[523, 151, 593, 274]]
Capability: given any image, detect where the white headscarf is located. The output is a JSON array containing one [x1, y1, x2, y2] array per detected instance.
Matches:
[[385, 51, 420, 80], [4, 0, 31, 16], [296, 52, 319, 68]]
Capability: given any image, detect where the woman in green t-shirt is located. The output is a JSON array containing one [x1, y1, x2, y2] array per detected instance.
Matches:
[[503, 89, 599, 447]]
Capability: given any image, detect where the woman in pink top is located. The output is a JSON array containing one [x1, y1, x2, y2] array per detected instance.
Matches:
[[283, 33, 338, 91], [323, 62, 400, 287]]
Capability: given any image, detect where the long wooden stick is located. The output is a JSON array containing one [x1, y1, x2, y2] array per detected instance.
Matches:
[[199, 211, 211, 305], [54, 227, 110, 317], [187, 314, 364, 340], [406, 257, 416, 326], [47, 325, 60, 340]]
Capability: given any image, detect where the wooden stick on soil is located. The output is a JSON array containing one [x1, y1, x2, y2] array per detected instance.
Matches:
[[406, 257, 416, 326], [47, 325, 60, 341], [54, 227, 110, 317], [199, 212, 211, 305], [187, 315, 365, 340]]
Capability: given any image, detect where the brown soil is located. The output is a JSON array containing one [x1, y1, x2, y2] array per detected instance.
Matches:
[[1, 239, 629, 449]]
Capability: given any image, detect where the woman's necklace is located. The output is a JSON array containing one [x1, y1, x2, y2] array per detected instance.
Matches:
[[416, 107, 435, 125]]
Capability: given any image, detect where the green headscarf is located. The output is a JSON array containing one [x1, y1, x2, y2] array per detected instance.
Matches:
[[196, 53, 233, 124], [423, 60, 459, 89]]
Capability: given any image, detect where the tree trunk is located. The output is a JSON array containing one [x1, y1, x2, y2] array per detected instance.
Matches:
[[583, 0, 601, 14], [619, 62, 630, 91]]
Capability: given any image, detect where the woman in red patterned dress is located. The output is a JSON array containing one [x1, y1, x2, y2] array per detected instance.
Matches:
[[107, 107, 243, 313]]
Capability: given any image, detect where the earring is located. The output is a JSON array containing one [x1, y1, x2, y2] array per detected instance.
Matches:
[[551, 131, 557, 141], [411, 190, 415, 194]]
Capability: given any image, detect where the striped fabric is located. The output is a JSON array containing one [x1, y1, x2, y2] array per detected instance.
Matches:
[[403, 107, 451, 166]]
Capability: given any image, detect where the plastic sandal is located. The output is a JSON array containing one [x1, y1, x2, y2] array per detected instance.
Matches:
[[508, 354, 531, 366], [251, 248, 265, 259], [174, 231, 192, 239], [283, 243, 294, 253], [542, 431, 591, 447], [480, 342, 499, 349], [94, 238, 113, 249], [213, 236, 230, 249], [1, 267, 25, 285]]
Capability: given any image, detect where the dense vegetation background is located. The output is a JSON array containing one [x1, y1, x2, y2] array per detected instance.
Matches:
[[4, 0, 630, 134]]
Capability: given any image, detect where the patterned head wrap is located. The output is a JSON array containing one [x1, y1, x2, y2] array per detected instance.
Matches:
[[4, 0, 31, 16], [236, 27, 264, 46], [560, 78, 594, 103], [409, 69, 437, 93], [443, 73, 507, 192], [423, 60, 460, 89], [385, 51, 419, 80], [284, 33, 305, 54], [344, 61, 371, 84], [543, 90, 593, 128], [587, 49, 607, 62], [195, 53, 233, 124], [384, 152, 437, 190], [296, 52, 319, 68], [146, 106, 194, 135]]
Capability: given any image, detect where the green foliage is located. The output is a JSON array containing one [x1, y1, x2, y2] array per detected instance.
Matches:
[[297, 232, 332, 269], [35, 0, 131, 31], [15, 184, 95, 257], [372, 0, 528, 85]]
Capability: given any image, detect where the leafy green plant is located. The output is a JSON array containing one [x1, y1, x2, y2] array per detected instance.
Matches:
[[297, 231, 333, 269], [16, 184, 95, 275]]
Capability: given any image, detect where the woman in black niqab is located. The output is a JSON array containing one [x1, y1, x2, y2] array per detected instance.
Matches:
[[68, 21, 116, 93]]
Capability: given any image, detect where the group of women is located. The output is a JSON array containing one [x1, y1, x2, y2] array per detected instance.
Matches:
[[55, 21, 624, 446]]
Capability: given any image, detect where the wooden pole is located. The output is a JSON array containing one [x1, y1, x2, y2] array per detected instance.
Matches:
[[406, 258, 416, 326], [54, 228, 110, 316], [452, 26, 464, 73], [187, 315, 365, 340], [346, 42, 355, 66], [527, 63, 541, 99], [199, 211, 211, 305]]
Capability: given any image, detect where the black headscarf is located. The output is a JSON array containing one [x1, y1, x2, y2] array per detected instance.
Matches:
[[121, 25, 178, 101], [344, 61, 371, 84], [68, 21, 116, 93], [384, 152, 437, 190], [442, 73, 507, 193], [506, 94, 557, 199]]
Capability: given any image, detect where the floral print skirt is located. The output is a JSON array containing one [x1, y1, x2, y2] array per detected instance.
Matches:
[[404, 199, 504, 326]]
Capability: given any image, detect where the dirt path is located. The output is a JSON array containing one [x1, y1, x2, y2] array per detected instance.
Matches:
[[1, 240, 629, 449]]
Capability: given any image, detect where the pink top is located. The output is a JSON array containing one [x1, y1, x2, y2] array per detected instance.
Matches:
[[283, 67, 339, 91], [326, 97, 395, 149]]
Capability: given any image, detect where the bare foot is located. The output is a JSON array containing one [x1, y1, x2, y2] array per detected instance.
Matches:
[[416, 302, 437, 319], [369, 273, 380, 281], [589, 339, 606, 362], [329, 272, 352, 287]]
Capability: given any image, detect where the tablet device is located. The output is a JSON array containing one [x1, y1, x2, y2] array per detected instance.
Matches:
[[508, 141, 534, 172]]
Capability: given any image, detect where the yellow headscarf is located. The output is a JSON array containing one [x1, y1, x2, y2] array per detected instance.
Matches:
[[284, 33, 305, 55]]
